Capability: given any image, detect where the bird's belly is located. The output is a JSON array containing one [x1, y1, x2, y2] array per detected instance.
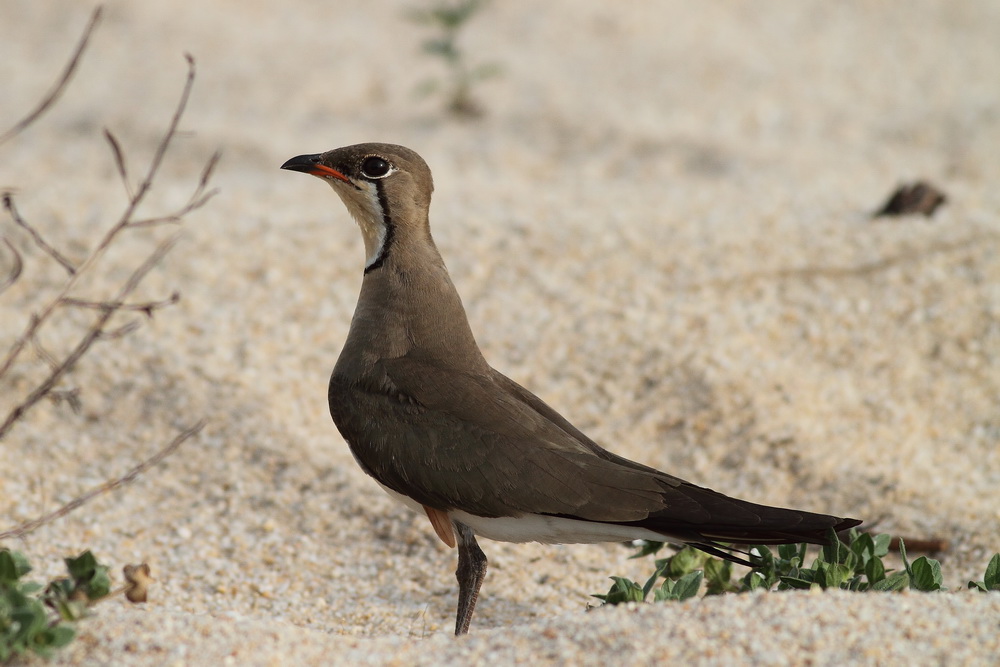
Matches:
[[374, 480, 668, 545], [449, 510, 668, 545]]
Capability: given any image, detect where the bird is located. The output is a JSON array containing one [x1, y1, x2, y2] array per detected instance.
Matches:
[[280, 143, 862, 635]]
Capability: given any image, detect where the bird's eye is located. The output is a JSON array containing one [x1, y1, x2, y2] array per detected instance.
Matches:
[[361, 156, 391, 179]]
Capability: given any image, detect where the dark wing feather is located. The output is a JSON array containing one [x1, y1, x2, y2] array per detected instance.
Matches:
[[330, 352, 860, 545]]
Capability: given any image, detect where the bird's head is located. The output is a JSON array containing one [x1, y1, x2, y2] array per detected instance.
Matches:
[[282, 143, 434, 272]]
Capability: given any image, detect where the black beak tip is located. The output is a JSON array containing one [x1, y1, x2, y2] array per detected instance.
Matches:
[[281, 153, 322, 173]]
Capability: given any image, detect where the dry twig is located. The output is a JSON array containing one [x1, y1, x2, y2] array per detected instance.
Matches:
[[0, 54, 218, 440], [0, 237, 179, 439], [0, 238, 23, 294], [0, 421, 205, 541], [0, 7, 103, 147], [4, 194, 77, 274]]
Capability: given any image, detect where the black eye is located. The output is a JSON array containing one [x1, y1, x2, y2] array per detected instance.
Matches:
[[361, 156, 391, 178]]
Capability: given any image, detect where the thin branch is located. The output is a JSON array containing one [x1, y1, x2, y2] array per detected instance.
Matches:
[[3, 193, 77, 275], [104, 128, 134, 200], [0, 54, 203, 392], [0, 236, 180, 440], [0, 238, 23, 294], [128, 193, 219, 227], [0, 7, 103, 146], [30, 335, 62, 372], [0, 420, 205, 541], [127, 149, 221, 228], [128, 149, 221, 227], [61, 291, 180, 315], [195, 150, 222, 198], [126, 53, 198, 215], [48, 388, 82, 414], [95, 320, 141, 340]]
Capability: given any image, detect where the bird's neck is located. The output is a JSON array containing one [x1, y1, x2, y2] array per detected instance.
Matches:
[[341, 231, 489, 374]]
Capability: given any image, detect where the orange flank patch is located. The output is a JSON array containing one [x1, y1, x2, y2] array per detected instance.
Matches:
[[424, 505, 456, 548]]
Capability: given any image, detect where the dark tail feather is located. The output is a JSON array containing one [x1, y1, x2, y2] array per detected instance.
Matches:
[[685, 514, 862, 567], [639, 482, 863, 565]]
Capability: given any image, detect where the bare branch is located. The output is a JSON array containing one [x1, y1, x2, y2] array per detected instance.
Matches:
[[0, 236, 180, 440], [0, 238, 23, 294], [48, 388, 82, 414], [125, 53, 199, 216], [95, 320, 141, 340], [104, 128, 134, 200], [30, 334, 61, 372], [0, 7, 103, 146], [128, 191, 219, 227], [195, 150, 222, 197], [61, 291, 180, 315], [0, 54, 207, 400], [3, 193, 77, 275], [125, 216, 185, 228], [0, 420, 205, 541]]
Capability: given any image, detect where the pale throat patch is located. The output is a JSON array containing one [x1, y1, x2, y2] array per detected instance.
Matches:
[[330, 180, 388, 269]]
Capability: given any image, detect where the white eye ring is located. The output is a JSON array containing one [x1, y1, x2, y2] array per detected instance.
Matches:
[[360, 156, 393, 179]]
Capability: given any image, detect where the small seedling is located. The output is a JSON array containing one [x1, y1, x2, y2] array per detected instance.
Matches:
[[408, 0, 502, 118], [0, 549, 152, 660], [1, 550, 101, 660], [967, 553, 1000, 592], [596, 530, 999, 607]]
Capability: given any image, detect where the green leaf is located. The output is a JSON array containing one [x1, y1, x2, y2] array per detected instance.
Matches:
[[909, 556, 944, 592], [743, 570, 769, 591], [967, 553, 1000, 593], [703, 558, 734, 595], [44, 624, 77, 649], [594, 576, 645, 605], [66, 551, 99, 581], [656, 571, 703, 602], [899, 538, 912, 578], [850, 532, 875, 565], [64, 550, 111, 600], [1, 549, 33, 585], [827, 563, 855, 589], [666, 547, 703, 578], [629, 540, 665, 560], [0, 551, 18, 584], [776, 543, 798, 561], [864, 553, 886, 584], [672, 571, 703, 601], [641, 559, 668, 598], [983, 553, 1000, 589], [822, 528, 850, 565], [872, 534, 891, 558], [872, 571, 909, 592], [17, 582, 42, 597], [778, 576, 815, 590]]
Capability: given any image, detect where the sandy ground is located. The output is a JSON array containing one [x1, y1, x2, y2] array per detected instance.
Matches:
[[1, 1, 998, 664]]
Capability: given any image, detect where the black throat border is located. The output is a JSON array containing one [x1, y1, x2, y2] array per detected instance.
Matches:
[[363, 180, 395, 275]]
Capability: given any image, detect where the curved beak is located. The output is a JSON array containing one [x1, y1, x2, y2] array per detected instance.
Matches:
[[280, 153, 350, 183]]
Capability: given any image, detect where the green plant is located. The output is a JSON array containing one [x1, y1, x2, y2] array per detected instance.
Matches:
[[1, 7, 202, 661], [596, 529, 999, 606], [408, 0, 502, 118], [968, 553, 1000, 592], [1, 549, 107, 661]]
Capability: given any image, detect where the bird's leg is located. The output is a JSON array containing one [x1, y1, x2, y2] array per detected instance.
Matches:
[[453, 520, 487, 636]]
